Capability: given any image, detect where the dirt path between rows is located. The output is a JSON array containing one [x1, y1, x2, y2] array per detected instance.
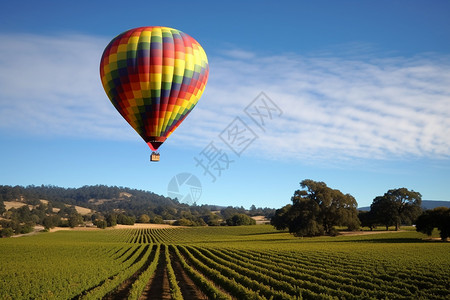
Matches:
[[140, 247, 171, 300], [170, 249, 207, 300]]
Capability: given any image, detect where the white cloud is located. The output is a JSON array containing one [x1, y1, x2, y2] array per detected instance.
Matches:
[[0, 33, 133, 140], [177, 50, 450, 161], [0, 33, 449, 162]]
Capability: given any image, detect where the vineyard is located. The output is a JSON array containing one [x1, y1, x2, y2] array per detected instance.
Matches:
[[1, 226, 449, 299]]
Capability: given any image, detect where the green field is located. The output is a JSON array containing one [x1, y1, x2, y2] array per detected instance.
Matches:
[[0, 226, 449, 299]]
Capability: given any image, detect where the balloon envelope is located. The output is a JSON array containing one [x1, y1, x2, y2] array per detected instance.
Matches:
[[100, 26, 209, 151]]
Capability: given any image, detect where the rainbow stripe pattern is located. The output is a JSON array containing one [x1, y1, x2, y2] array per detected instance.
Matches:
[[100, 26, 209, 151]]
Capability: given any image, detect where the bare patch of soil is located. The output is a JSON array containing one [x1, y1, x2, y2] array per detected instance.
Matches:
[[49, 226, 99, 232]]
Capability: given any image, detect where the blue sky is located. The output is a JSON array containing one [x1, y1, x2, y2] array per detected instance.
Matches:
[[1, 0, 449, 209]]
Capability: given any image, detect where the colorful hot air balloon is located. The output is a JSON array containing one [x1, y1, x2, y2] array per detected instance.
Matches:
[[100, 26, 209, 161]]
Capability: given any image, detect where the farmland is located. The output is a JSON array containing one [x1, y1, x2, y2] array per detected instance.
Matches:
[[0, 226, 449, 299]]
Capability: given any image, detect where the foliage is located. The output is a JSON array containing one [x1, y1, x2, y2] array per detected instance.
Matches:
[[0, 227, 14, 238], [164, 245, 183, 300], [270, 204, 292, 230], [0, 200, 5, 215], [173, 218, 195, 226], [371, 188, 422, 230], [0, 185, 272, 233], [226, 213, 256, 226], [272, 179, 360, 236], [95, 219, 107, 229], [80, 245, 153, 300], [117, 213, 136, 225], [127, 244, 160, 300], [43, 215, 61, 229], [358, 210, 377, 230], [173, 217, 206, 226], [151, 215, 164, 224], [68, 213, 83, 228], [138, 214, 150, 223], [416, 207, 450, 241], [106, 213, 117, 227]]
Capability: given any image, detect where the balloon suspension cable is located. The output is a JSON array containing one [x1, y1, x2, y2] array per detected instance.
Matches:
[[150, 151, 160, 162]]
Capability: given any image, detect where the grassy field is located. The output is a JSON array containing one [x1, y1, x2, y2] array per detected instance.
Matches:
[[0, 226, 449, 299]]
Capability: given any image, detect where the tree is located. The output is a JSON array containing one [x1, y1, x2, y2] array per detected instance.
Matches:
[[0, 200, 5, 215], [358, 210, 377, 230], [201, 212, 221, 226], [270, 204, 292, 230], [139, 214, 150, 223], [173, 218, 194, 226], [0, 227, 14, 238], [43, 215, 61, 230], [14, 206, 32, 223], [68, 213, 83, 228], [106, 214, 117, 227], [151, 215, 164, 224], [17, 222, 34, 234], [95, 219, 107, 229], [370, 188, 422, 230], [370, 196, 397, 230], [117, 214, 135, 225], [286, 191, 326, 237], [221, 206, 245, 220], [272, 179, 360, 237], [226, 213, 256, 226], [416, 207, 450, 241]]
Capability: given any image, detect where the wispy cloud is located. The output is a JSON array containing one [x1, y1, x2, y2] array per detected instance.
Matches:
[[0, 33, 133, 140], [1, 34, 449, 162], [177, 49, 450, 161]]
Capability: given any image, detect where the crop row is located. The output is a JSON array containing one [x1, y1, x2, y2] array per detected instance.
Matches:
[[125, 228, 179, 244], [77, 244, 153, 299], [238, 248, 449, 298], [127, 244, 161, 299], [0, 243, 139, 299], [108, 228, 450, 300], [2, 227, 449, 299], [168, 245, 449, 300]]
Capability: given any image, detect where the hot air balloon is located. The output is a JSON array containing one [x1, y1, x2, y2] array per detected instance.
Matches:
[[100, 26, 209, 161]]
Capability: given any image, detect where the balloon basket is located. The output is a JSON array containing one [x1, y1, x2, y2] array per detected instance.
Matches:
[[150, 152, 160, 162]]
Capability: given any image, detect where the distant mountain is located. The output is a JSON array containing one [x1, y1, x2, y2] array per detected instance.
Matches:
[[421, 200, 450, 210], [358, 200, 450, 211], [0, 184, 275, 221]]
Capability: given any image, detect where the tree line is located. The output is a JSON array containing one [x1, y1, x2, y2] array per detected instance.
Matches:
[[0, 185, 273, 237], [271, 179, 449, 240]]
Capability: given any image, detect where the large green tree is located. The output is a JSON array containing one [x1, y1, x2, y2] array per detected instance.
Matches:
[[358, 210, 377, 230], [370, 188, 422, 230], [68, 213, 83, 228], [226, 213, 256, 226], [416, 207, 450, 241], [271, 204, 292, 230], [43, 215, 61, 230], [272, 180, 360, 237]]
